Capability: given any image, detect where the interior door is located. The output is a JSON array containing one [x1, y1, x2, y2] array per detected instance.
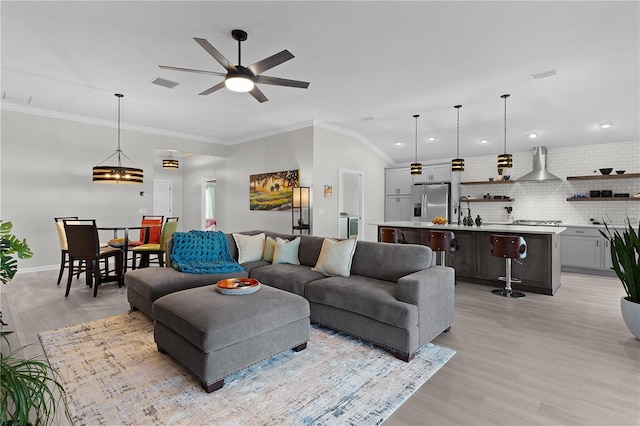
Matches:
[[153, 180, 173, 218]]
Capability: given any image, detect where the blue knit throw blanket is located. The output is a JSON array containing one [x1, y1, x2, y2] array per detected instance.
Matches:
[[170, 230, 244, 274]]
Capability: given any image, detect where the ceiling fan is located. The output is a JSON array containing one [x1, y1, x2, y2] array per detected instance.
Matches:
[[159, 29, 309, 103]]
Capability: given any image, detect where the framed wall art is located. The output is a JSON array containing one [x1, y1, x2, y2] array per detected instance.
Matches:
[[249, 169, 299, 210]]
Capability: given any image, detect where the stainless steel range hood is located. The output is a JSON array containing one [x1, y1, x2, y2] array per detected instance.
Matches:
[[516, 146, 562, 182]]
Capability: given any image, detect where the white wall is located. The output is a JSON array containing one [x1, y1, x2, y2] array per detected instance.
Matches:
[[312, 125, 393, 240], [1, 109, 229, 270], [216, 126, 314, 234], [457, 140, 640, 225]]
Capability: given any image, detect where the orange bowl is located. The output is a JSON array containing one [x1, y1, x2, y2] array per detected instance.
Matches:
[[216, 278, 259, 289]]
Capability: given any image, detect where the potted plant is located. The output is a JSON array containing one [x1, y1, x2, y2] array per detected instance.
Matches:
[[1, 220, 68, 425], [599, 218, 640, 340]]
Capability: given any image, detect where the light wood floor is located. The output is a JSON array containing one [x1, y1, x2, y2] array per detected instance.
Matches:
[[1, 269, 638, 425]]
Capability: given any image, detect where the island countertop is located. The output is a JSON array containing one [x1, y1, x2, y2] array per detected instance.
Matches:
[[370, 221, 566, 235]]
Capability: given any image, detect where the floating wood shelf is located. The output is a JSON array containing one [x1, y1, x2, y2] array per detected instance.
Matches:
[[461, 180, 515, 185], [464, 198, 513, 202], [566, 173, 640, 181], [566, 197, 640, 201]]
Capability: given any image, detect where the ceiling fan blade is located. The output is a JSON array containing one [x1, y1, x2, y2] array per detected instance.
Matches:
[[193, 37, 236, 72], [159, 65, 226, 77], [198, 81, 226, 96], [254, 75, 310, 89], [247, 50, 294, 75], [249, 86, 268, 103]]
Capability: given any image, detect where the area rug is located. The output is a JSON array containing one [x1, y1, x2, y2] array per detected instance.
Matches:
[[39, 311, 455, 425]]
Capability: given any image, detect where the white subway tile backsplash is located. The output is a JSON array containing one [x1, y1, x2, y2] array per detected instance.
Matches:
[[456, 141, 640, 225]]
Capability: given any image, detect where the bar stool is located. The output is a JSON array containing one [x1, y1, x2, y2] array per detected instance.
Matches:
[[490, 234, 527, 298], [427, 230, 457, 266], [379, 227, 405, 244]]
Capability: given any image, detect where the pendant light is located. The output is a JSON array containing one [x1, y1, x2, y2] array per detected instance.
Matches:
[[451, 104, 465, 172], [92, 94, 143, 184], [410, 114, 422, 176], [163, 151, 179, 170], [497, 94, 513, 170]]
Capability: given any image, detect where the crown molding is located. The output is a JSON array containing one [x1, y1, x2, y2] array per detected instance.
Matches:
[[312, 120, 396, 165], [1, 102, 227, 145]]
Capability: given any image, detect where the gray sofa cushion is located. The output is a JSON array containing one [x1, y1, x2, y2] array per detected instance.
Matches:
[[350, 241, 433, 282], [249, 264, 326, 296], [305, 275, 419, 329], [126, 267, 248, 303]]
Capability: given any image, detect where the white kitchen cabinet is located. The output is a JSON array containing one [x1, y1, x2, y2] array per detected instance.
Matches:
[[413, 163, 451, 183], [385, 195, 412, 221], [603, 239, 614, 270], [385, 168, 412, 195]]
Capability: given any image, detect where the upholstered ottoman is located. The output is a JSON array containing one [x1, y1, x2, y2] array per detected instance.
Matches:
[[152, 284, 310, 392]]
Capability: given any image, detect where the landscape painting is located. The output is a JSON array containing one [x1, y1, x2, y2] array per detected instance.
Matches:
[[249, 169, 299, 211]]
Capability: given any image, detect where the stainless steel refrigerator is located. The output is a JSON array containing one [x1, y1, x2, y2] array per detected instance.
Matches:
[[410, 183, 451, 222]]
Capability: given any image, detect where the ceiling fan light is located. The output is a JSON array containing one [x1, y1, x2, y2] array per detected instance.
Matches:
[[225, 75, 255, 92]]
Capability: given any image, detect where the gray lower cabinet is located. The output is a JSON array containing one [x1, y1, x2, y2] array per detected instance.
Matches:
[[561, 227, 614, 275]]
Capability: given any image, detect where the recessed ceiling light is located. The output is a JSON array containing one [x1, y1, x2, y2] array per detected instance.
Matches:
[[598, 122, 613, 129], [528, 132, 538, 139], [480, 139, 489, 144], [362, 116, 375, 121], [427, 137, 436, 142], [393, 141, 406, 148]]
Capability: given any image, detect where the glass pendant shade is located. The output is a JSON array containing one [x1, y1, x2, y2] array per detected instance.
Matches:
[[92, 94, 144, 184], [411, 114, 422, 176], [497, 94, 513, 170], [225, 74, 255, 92], [451, 104, 465, 172]]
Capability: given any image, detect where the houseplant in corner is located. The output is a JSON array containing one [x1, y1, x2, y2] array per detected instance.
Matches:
[[599, 218, 640, 340], [1, 220, 68, 425]]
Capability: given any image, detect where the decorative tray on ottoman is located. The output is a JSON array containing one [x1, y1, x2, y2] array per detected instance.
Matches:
[[216, 278, 261, 295]]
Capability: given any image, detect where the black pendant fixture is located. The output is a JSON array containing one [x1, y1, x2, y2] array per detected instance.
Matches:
[[410, 114, 422, 176], [451, 105, 465, 172], [497, 94, 513, 170], [92, 94, 143, 184], [163, 151, 179, 170]]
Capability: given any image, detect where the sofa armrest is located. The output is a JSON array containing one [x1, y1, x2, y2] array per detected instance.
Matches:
[[396, 266, 455, 345]]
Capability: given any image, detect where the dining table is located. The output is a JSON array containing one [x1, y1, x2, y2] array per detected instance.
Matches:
[[98, 225, 161, 273]]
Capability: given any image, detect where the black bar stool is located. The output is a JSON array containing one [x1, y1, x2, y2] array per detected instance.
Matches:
[[490, 234, 527, 298], [427, 230, 457, 266]]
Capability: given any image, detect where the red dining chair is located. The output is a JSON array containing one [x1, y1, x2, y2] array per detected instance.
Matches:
[[132, 217, 179, 269]]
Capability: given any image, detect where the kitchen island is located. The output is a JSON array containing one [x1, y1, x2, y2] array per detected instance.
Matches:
[[372, 221, 566, 295]]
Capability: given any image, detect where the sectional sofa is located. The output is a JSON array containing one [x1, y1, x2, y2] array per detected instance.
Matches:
[[125, 230, 455, 361]]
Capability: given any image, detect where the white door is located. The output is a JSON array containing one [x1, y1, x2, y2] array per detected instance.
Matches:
[[153, 180, 173, 219]]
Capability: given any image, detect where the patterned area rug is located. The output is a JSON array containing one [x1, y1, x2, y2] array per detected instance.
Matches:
[[39, 312, 455, 425]]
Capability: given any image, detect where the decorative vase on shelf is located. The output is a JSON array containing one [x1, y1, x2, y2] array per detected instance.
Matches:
[[475, 215, 483, 226]]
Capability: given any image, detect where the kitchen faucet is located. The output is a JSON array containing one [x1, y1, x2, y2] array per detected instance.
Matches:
[[459, 197, 473, 226]]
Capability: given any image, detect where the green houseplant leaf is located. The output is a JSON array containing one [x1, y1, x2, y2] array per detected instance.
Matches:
[[599, 218, 640, 304], [0, 220, 33, 285]]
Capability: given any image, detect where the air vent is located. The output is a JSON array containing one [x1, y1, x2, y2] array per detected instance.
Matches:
[[151, 77, 179, 89], [2, 91, 32, 105], [530, 69, 557, 80]]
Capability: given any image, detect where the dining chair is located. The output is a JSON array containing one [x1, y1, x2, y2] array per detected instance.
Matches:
[[107, 215, 164, 249], [63, 219, 124, 297], [131, 217, 179, 269], [54, 216, 80, 286]]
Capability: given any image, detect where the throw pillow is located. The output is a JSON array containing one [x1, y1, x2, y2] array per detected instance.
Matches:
[[262, 236, 277, 262], [272, 237, 301, 265], [232, 233, 265, 264], [312, 238, 357, 277]]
